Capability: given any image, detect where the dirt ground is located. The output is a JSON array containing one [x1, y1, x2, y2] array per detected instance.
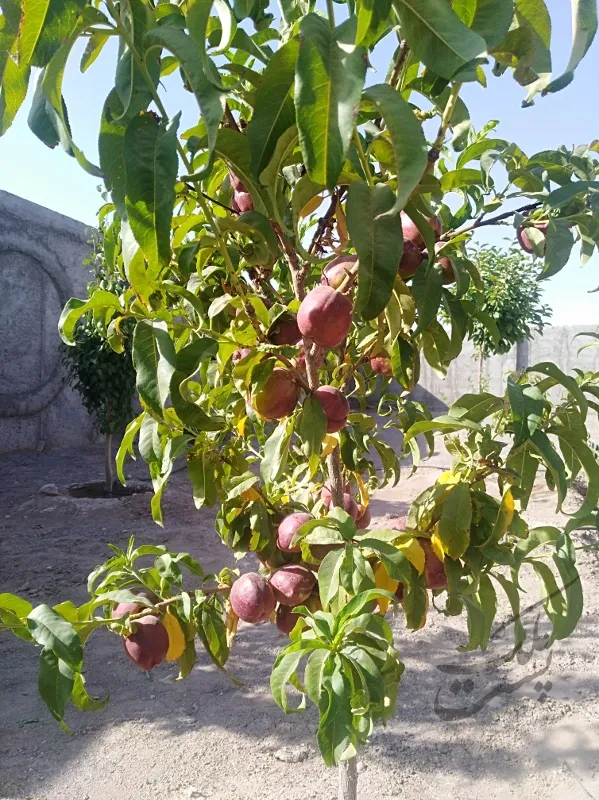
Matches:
[[1, 445, 599, 800]]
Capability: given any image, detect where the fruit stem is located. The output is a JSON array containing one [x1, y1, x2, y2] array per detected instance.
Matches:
[[274, 354, 312, 393], [338, 262, 359, 294], [326, 0, 336, 29]]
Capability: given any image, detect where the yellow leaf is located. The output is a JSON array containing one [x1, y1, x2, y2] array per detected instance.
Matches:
[[240, 487, 262, 503], [225, 600, 239, 647], [322, 433, 340, 457], [431, 525, 445, 562], [300, 194, 324, 218], [163, 612, 186, 662], [437, 470, 460, 485], [374, 561, 399, 615], [354, 472, 370, 507], [335, 197, 349, 250], [481, 487, 515, 548], [397, 537, 425, 575], [237, 415, 247, 437]]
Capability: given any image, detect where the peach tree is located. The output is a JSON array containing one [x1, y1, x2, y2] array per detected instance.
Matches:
[[1, 1, 599, 797]]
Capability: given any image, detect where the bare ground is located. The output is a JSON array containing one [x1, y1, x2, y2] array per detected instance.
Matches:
[[1, 445, 599, 800]]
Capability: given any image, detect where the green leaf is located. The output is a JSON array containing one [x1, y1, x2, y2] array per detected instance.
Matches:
[[206, 127, 270, 216], [300, 395, 328, 459], [392, 0, 487, 80], [37, 648, 74, 730], [270, 648, 310, 713], [391, 335, 419, 391], [359, 539, 412, 584], [551, 531, 583, 640], [438, 482, 472, 559], [553, 430, 599, 518], [0, 593, 33, 618], [261, 417, 294, 483], [457, 595, 486, 652], [526, 362, 588, 422], [195, 599, 231, 671], [170, 338, 223, 432], [144, 26, 226, 155], [19, 0, 86, 68], [506, 445, 538, 511], [116, 413, 143, 485], [515, 0, 553, 105], [319, 548, 346, 611], [507, 377, 545, 447], [317, 656, 354, 766], [0, 50, 29, 136], [124, 112, 179, 271], [347, 182, 403, 320], [540, 220, 575, 279], [529, 430, 568, 511], [477, 573, 497, 651], [295, 14, 367, 189], [421, 321, 451, 379], [491, 573, 526, 649], [27, 605, 83, 670], [543, 0, 597, 95], [403, 416, 480, 445], [362, 83, 428, 215], [412, 264, 444, 334], [402, 565, 428, 630], [70, 672, 109, 712], [356, 0, 393, 47], [58, 291, 122, 345], [447, 392, 503, 423], [247, 36, 299, 177], [99, 89, 127, 216], [132, 320, 176, 417], [453, 0, 515, 50]]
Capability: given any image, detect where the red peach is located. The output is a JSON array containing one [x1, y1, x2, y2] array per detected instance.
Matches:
[[517, 222, 549, 255], [123, 615, 169, 671], [229, 573, 276, 623], [268, 314, 301, 346], [312, 386, 349, 433], [356, 505, 372, 530], [269, 565, 316, 606], [398, 240, 425, 279], [322, 255, 358, 289], [251, 368, 299, 420], [277, 512, 314, 553], [297, 286, 353, 349], [370, 352, 393, 376]]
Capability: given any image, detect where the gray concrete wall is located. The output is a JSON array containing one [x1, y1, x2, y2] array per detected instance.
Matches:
[[410, 325, 599, 437], [0, 190, 95, 453]]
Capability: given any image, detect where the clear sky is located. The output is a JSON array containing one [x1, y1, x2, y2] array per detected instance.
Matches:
[[0, 1, 597, 325]]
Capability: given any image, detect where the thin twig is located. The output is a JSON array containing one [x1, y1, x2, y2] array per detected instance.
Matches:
[[441, 201, 543, 240], [426, 82, 462, 173], [389, 41, 410, 88]]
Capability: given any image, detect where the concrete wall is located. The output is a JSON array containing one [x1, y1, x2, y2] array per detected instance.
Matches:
[[0, 191, 95, 453], [410, 326, 599, 436]]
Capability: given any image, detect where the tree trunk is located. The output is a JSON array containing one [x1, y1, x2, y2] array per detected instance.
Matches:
[[104, 433, 114, 494], [478, 340, 486, 393], [338, 757, 358, 800]]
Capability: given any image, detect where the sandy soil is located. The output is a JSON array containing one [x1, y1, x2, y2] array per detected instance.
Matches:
[[1, 445, 599, 800]]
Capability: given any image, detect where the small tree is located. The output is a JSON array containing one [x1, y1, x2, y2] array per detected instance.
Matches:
[[1, 3, 599, 800], [464, 244, 552, 388], [62, 234, 137, 493]]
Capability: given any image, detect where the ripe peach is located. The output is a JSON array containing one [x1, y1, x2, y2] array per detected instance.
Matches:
[[306, 543, 343, 565], [277, 512, 314, 553], [517, 222, 549, 255], [320, 481, 351, 506], [276, 604, 300, 635], [112, 590, 158, 619], [269, 564, 316, 606], [398, 240, 425, 279], [123, 615, 169, 670], [388, 516, 408, 531], [435, 243, 455, 285], [232, 190, 254, 213], [400, 211, 442, 248], [322, 255, 358, 289], [313, 386, 349, 433], [322, 489, 359, 521], [297, 286, 353, 349], [232, 347, 252, 364], [229, 573, 276, 623], [421, 540, 447, 590], [268, 314, 301, 346], [251, 368, 299, 420], [228, 169, 247, 192], [356, 505, 371, 530], [370, 352, 393, 376]]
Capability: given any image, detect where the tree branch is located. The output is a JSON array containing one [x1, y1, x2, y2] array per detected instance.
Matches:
[[441, 201, 543, 240], [389, 41, 410, 88]]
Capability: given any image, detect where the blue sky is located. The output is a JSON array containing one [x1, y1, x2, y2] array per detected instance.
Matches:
[[0, 1, 597, 325]]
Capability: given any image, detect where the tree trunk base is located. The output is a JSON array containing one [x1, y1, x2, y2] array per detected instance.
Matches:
[[338, 757, 358, 800]]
